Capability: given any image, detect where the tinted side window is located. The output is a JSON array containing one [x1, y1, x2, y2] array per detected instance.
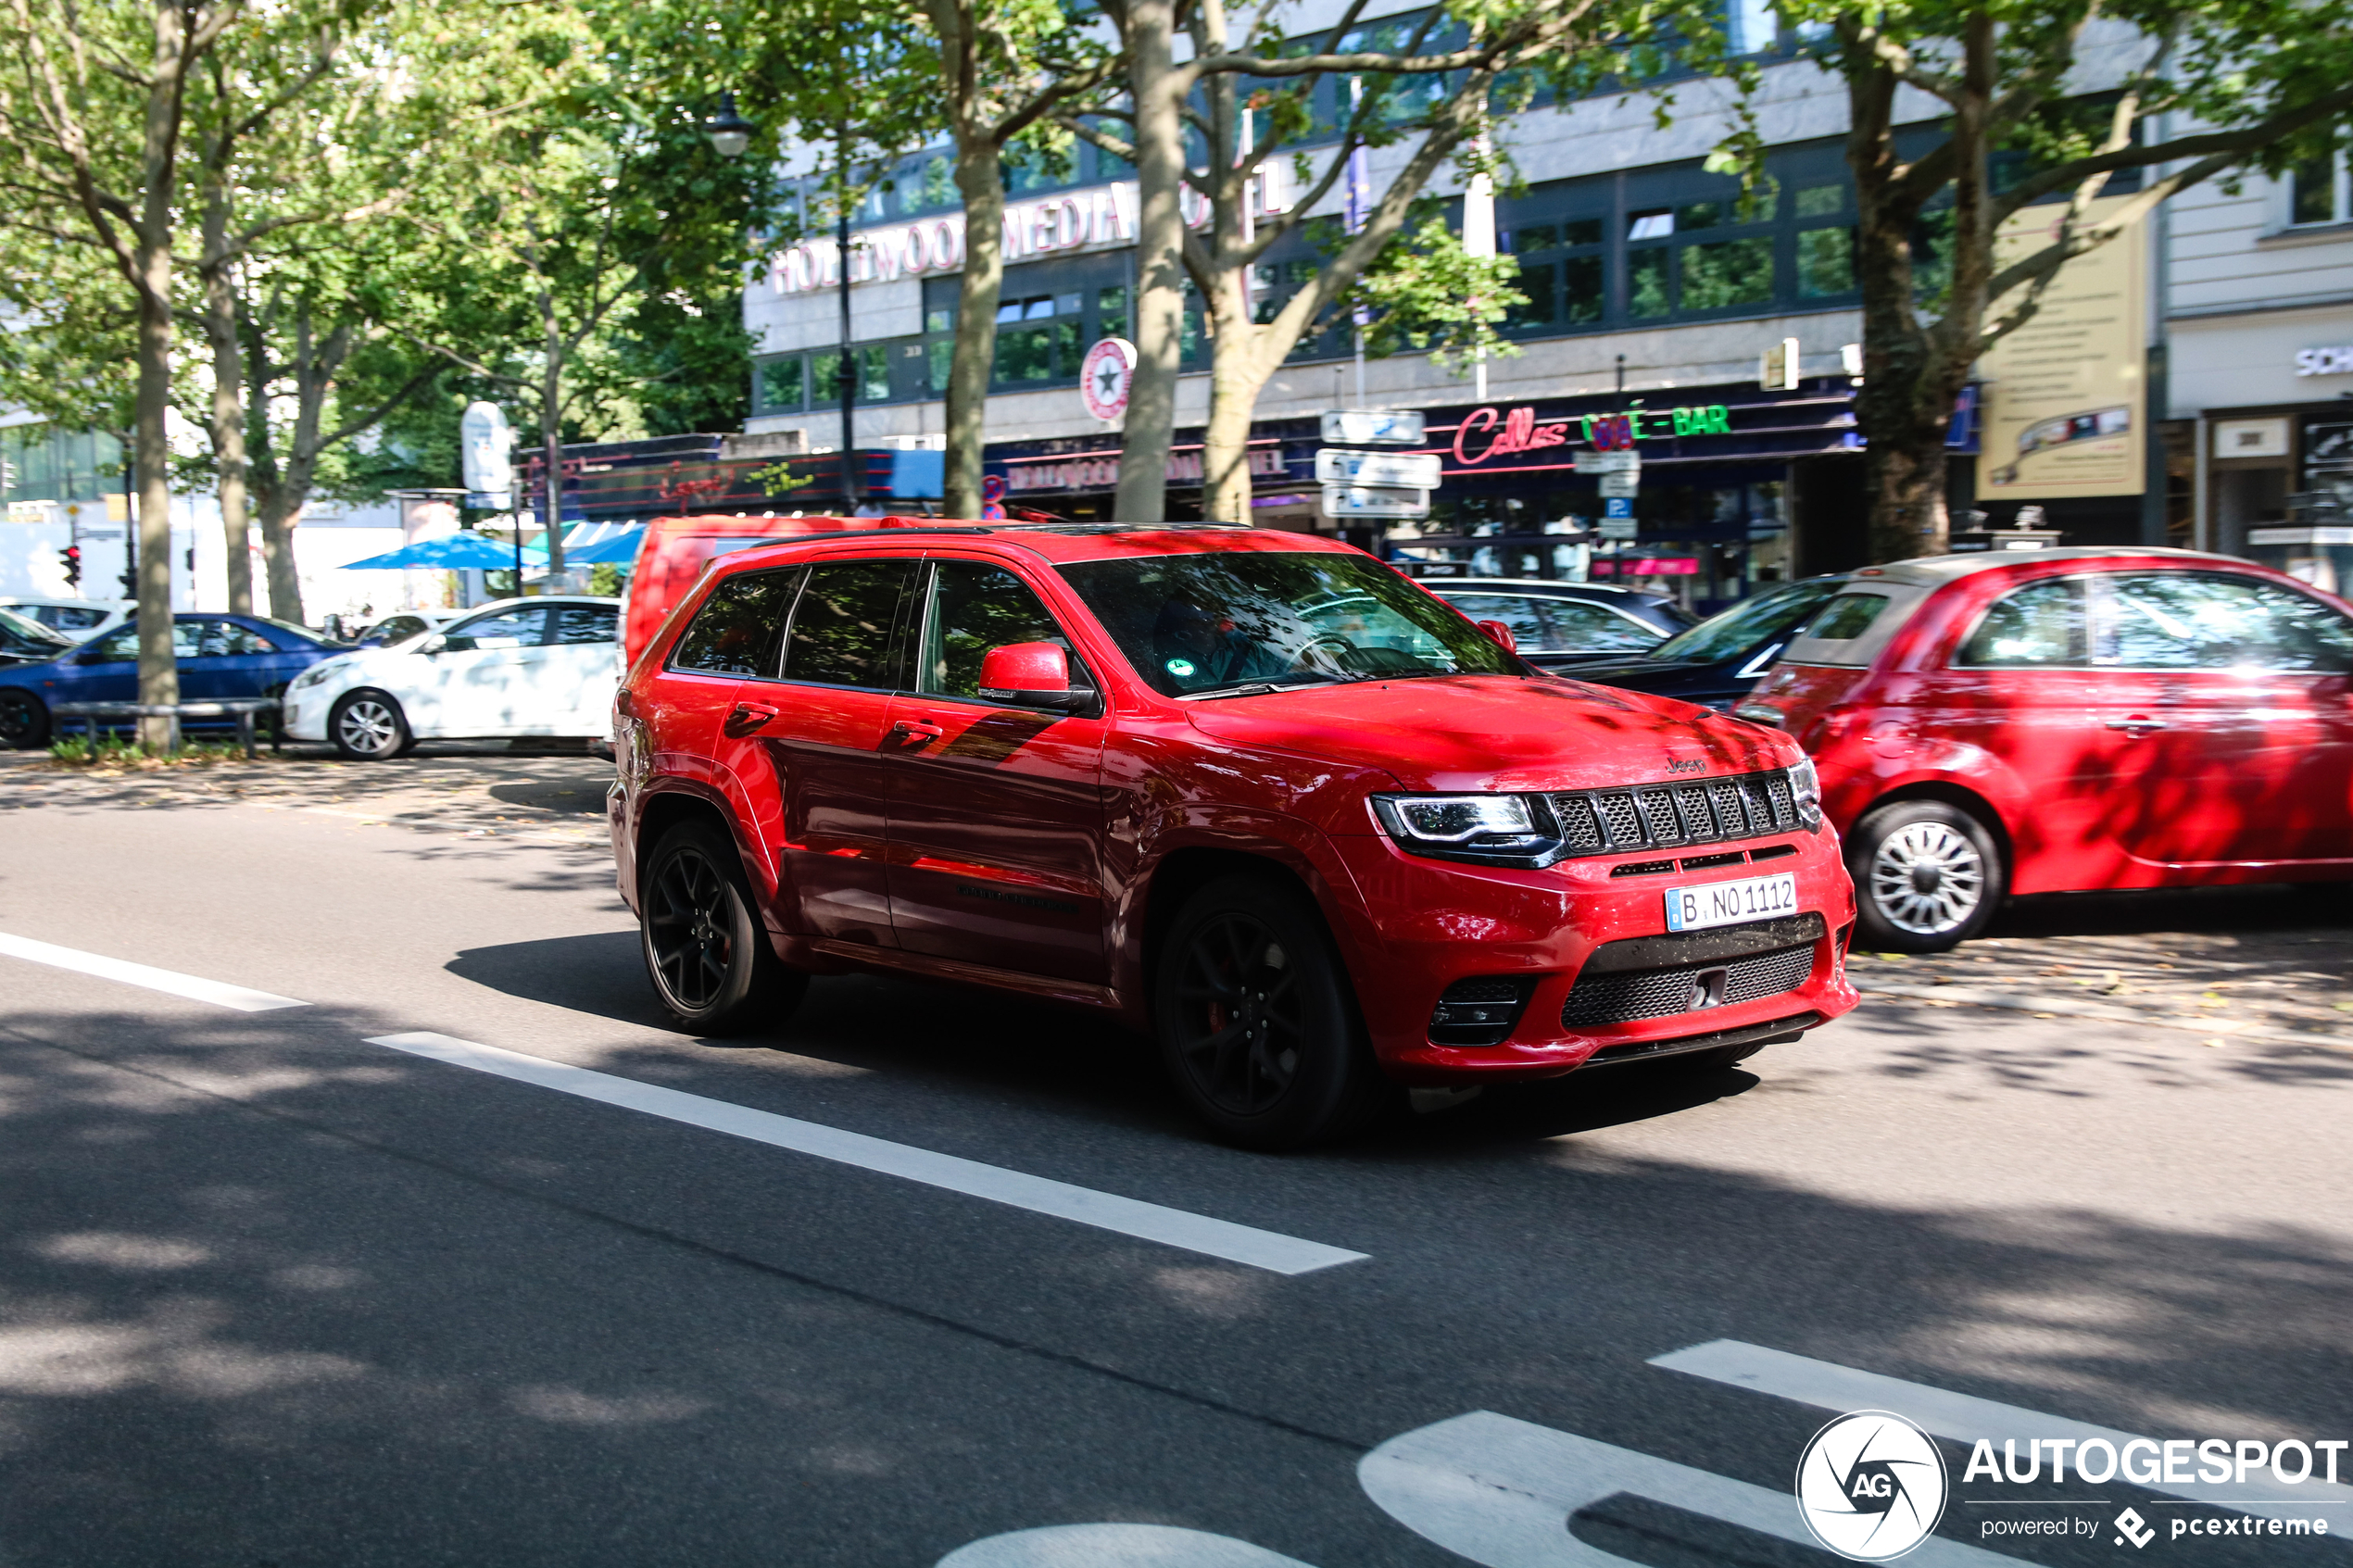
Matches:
[[196, 621, 274, 656], [552, 604, 621, 645], [1956, 579, 2086, 667], [1442, 593, 1554, 650], [2098, 572, 2353, 671], [1805, 592, 1891, 642], [921, 561, 1080, 698], [91, 624, 140, 659], [443, 607, 549, 651], [782, 561, 916, 689], [1543, 598, 1666, 652], [672, 570, 799, 676]]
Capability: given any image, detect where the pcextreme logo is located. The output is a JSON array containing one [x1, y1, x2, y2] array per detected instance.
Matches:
[[1796, 1410, 1950, 1561]]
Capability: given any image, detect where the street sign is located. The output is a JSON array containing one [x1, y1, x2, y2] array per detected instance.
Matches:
[[1599, 518, 1638, 540], [459, 402, 514, 496], [1080, 337, 1137, 421], [1603, 497, 1634, 519], [1320, 408, 1427, 445], [1321, 483, 1429, 519], [1597, 471, 1640, 499], [1572, 452, 1641, 474], [1315, 448, 1442, 488]]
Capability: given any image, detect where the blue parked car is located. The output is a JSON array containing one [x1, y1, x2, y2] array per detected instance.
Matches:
[[0, 612, 347, 749]]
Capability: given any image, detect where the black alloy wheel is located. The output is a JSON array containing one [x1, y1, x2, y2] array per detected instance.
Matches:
[[639, 820, 807, 1035], [329, 690, 410, 761], [0, 688, 50, 750], [1155, 873, 1391, 1149]]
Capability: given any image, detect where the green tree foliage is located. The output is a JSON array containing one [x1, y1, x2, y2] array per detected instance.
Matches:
[[1770, 0, 2353, 560]]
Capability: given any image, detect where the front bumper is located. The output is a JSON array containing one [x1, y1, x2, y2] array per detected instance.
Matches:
[[283, 682, 335, 741], [1327, 826, 1859, 1084]]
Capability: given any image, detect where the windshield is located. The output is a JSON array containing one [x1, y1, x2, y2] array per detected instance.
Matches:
[[1057, 551, 1517, 697], [0, 607, 74, 652], [1651, 578, 1844, 663]]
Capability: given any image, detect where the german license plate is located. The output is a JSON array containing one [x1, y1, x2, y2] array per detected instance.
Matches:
[[1664, 872, 1798, 933]]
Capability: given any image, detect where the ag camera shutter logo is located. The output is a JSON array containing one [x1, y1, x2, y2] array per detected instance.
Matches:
[[1795, 1410, 1950, 1561]]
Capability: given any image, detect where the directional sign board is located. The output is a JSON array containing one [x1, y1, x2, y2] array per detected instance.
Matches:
[[1320, 408, 1427, 446], [1573, 452, 1641, 474], [1315, 448, 1442, 489], [1321, 483, 1429, 519]]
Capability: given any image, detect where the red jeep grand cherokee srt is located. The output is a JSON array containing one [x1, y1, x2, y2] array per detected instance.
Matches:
[[610, 523, 1858, 1148]]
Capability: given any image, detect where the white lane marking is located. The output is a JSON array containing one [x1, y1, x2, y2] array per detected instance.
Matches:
[[364, 1032, 1367, 1275], [1651, 1339, 2353, 1523], [1359, 1410, 2011, 1566], [0, 931, 308, 1013], [937, 1524, 1313, 1566]]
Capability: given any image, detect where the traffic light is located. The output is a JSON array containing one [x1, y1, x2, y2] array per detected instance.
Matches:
[[59, 544, 80, 587]]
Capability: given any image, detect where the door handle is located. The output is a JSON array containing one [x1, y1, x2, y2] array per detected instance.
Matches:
[[724, 702, 779, 736], [2105, 715, 2167, 735], [889, 719, 946, 747]]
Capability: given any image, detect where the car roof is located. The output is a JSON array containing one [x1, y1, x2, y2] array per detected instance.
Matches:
[[1425, 578, 1669, 600], [1851, 546, 2221, 588], [3, 596, 128, 608], [454, 595, 623, 610], [721, 522, 1361, 571]]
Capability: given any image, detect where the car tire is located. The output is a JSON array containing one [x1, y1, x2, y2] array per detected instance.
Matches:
[[1154, 872, 1392, 1150], [0, 689, 50, 750], [329, 690, 410, 761], [1848, 798, 2007, 954], [638, 819, 808, 1036]]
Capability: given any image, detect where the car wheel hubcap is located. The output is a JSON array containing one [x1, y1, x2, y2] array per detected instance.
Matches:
[[648, 849, 735, 1012], [1173, 914, 1302, 1117], [1870, 822, 1984, 935], [338, 700, 396, 753]]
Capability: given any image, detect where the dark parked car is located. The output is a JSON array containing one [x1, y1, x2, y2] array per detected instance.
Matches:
[[0, 612, 346, 748], [1422, 578, 1695, 669], [1560, 576, 1850, 710]]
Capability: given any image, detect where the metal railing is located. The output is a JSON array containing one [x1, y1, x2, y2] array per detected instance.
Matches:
[[50, 699, 283, 759]]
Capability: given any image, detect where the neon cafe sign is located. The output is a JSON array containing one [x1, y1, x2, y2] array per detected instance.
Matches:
[[1453, 402, 1736, 463]]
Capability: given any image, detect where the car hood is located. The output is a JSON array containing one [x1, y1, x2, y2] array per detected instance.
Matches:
[[1181, 674, 1789, 795]]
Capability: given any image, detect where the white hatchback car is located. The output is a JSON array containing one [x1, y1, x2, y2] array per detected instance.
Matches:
[[1, 596, 131, 640], [284, 596, 622, 759]]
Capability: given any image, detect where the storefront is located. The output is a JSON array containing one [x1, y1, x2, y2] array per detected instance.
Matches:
[[2172, 307, 2353, 582], [1378, 382, 1870, 615]]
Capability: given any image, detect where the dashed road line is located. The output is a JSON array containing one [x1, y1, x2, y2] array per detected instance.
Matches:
[[0, 930, 308, 1012], [365, 1031, 1367, 1275]]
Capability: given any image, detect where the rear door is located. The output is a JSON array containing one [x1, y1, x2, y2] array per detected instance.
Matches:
[[747, 558, 919, 947], [883, 558, 1111, 983], [545, 603, 623, 735], [2091, 570, 2353, 866]]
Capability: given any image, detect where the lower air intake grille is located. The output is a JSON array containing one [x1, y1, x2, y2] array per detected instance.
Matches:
[[1561, 941, 1818, 1028]]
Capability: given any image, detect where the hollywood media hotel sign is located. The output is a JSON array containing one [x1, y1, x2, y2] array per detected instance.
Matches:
[[766, 172, 1288, 296]]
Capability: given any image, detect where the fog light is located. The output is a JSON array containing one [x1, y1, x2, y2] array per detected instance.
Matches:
[[1428, 977, 1533, 1047]]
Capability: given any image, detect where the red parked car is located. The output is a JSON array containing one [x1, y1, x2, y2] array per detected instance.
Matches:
[[610, 523, 1859, 1148], [1736, 547, 2353, 953]]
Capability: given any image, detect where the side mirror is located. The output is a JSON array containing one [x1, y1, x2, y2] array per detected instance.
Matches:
[[418, 633, 448, 654], [977, 642, 1088, 710], [1475, 619, 1518, 655]]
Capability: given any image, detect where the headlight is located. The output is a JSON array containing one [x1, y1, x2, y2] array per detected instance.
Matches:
[[1789, 754, 1822, 828], [1371, 794, 1560, 867], [291, 659, 346, 691]]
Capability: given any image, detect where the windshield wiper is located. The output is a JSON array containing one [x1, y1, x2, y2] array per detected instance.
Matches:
[[1177, 671, 1353, 700]]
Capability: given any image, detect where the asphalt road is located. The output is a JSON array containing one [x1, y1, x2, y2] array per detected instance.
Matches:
[[3, 761, 2349, 1567]]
